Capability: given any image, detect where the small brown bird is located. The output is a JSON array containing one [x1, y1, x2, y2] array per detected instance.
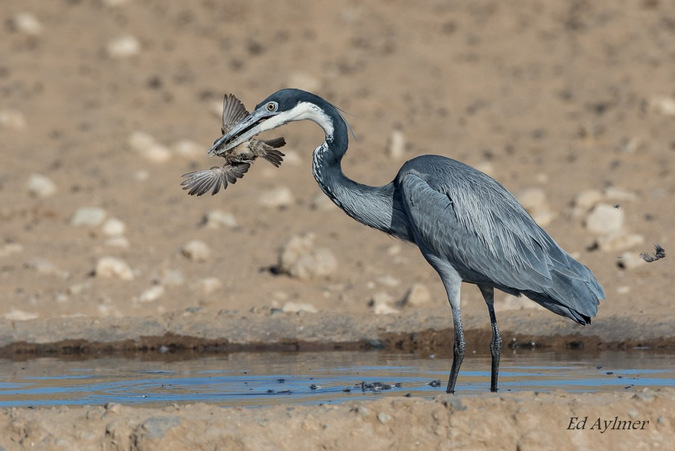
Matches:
[[181, 94, 286, 196]]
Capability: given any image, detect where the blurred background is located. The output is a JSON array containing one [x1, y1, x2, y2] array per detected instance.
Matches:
[[1, 0, 672, 323]]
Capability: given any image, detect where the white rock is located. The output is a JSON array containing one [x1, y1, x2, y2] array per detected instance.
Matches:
[[102, 217, 126, 237], [649, 96, 675, 116], [193, 277, 222, 295], [369, 292, 399, 315], [139, 285, 165, 303], [517, 187, 555, 226], [204, 210, 237, 229], [0, 110, 27, 130], [399, 283, 431, 307], [377, 275, 400, 287], [135, 170, 150, 181], [172, 139, 202, 159], [603, 187, 637, 202], [618, 252, 647, 270], [278, 233, 338, 280], [26, 173, 57, 198], [4, 309, 38, 321], [259, 186, 295, 208], [497, 294, 545, 311], [24, 258, 68, 278], [100, 0, 130, 7], [585, 203, 624, 235], [106, 35, 141, 58], [9, 13, 43, 36], [596, 233, 645, 252], [310, 192, 336, 211], [181, 240, 211, 262], [386, 130, 406, 161], [71, 207, 107, 227], [105, 237, 130, 248], [281, 301, 318, 313], [377, 412, 393, 424], [573, 189, 604, 211], [67, 281, 91, 295], [0, 242, 23, 258], [95, 257, 134, 280], [158, 268, 184, 286], [282, 150, 302, 166]]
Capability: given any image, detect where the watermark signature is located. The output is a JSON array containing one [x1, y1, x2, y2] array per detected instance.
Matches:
[[567, 416, 650, 433]]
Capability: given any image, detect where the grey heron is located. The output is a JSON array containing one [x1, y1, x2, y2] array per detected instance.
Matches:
[[209, 88, 605, 393], [182, 93, 285, 196]]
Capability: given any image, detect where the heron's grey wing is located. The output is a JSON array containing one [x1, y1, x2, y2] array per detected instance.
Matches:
[[396, 158, 602, 322], [181, 163, 250, 196], [221, 94, 249, 134]]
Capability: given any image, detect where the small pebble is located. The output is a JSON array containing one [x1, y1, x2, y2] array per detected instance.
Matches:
[[281, 302, 318, 314], [193, 277, 222, 295], [158, 269, 184, 286], [95, 257, 134, 280], [649, 96, 675, 116], [585, 203, 624, 235], [0, 110, 27, 130], [517, 187, 554, 226], [172, 139, 202, 159], [128, 131, 171, 163], [71, 207, 107, 227], [386, 130, 406, 161], [369, 292, 399, 315], [377, 412, 393, 424], [181, 240, 211, 262], [4, 309, 38, 321], [287, 72, 321, 92], [26, 174, 57, 198], [278, 233, 337, 280], [24, 258, 67, 278], [259, 186, 295, 208], [617, 252, 647, 270], [310, 192, 336, 211], [102, 217, 126, 237], [139, 285, 165, 303], [106, 35, 141, 59], [105, 237, 130, 248], [573, 189, 604, 211], [0, 243, 24, 258], [596, 232, 644, 252], [203, 210, 237, 229], [9, 13, 43, 36]]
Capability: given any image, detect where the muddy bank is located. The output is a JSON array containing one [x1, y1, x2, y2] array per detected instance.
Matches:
[[2, 389, 672, 450], [1, 310, 673, 358]]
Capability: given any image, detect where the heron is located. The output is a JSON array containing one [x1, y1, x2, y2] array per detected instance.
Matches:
[[181, 93, 286, 196], [209, 88, 605, 393]]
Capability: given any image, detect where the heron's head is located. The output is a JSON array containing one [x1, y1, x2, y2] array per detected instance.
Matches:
[[209, 89, 334, 156]]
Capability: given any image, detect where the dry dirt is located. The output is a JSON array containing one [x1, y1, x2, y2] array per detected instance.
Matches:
[[1, 0, 674, 449]]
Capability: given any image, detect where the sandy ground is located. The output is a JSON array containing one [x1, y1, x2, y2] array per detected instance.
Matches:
[[1, 0, 674, 449]]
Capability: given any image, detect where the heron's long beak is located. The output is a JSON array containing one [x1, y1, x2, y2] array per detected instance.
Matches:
[[208, 108, 275, 156]]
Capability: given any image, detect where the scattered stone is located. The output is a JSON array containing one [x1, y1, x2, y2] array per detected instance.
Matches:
[[497, 294, 545, 311], [617, 252, 647, 270], [386, 130, 406, 160], [4, 309, 38, 321], [259, 186, 295, 208], [281, 301, 318, 314], [369, 292, 399, 315], [0, 110, 27, 130], [203, 210, 237, 229], [26, 173, 57, 198], [172, 139, 202, 159], [193, 277, 222, 295], [573, 189, 604, 211], [474, 161, 495, 177], [596, 232, 644, 252], [128, 131, 171, 163], [648, 96, 675, 116], [517, 187, 554, 226], [181, 240, 211, 262], [95, 257, 134, 280], [584, 203, 624, 235], [9, 13, 43, 36], [67, 280, 91, 295], [0, 242, 23, 258], [277, 233, 337, 280], [377, 412, 393, 424], [604, 187, 637, 202], [71, 207, 107, 227], [105, 237, 130, 248], [100, 0, 130, 8], [399, 283, 431, 307], [135, 170, 150, 181], [139, 285, 165, 303], [24, 258, 68, 278], [106, 35, 141, 59], [157, 268, 184, 286], [377, 275, 400, 287], [102, 217, 126, 237], [282, 150, 302, 166], [618, 137, 643, 154]]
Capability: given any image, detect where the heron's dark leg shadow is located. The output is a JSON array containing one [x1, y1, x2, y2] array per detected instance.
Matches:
[[479, 285, 502, 392]]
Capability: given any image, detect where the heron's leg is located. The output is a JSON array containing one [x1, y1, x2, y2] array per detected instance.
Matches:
[[478, 285, 502, 392], [446, 302, 465, 394]]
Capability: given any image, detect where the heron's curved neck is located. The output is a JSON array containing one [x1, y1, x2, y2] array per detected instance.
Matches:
[[310, 107, 408, 239]]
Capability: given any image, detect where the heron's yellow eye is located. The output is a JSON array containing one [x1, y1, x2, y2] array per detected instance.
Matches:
[[266, 102, 277, 112]]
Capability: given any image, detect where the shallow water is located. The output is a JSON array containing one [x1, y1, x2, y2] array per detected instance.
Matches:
[[0, 350, 673, 408]]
